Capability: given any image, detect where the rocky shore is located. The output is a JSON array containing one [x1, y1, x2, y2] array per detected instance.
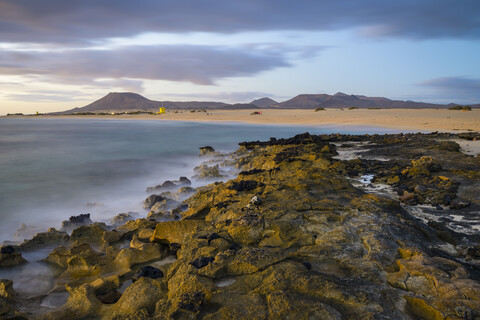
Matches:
[[1, 132, 480, 319]]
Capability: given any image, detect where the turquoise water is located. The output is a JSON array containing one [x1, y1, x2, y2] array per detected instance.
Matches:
[[0, 118, 400, 242]]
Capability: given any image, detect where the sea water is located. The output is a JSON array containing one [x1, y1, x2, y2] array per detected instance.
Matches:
[[0, 118, 400, 243]]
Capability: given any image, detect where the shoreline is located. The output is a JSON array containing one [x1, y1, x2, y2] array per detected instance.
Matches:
[[2, 108, 480, 133], [2, 131, 479, 318]]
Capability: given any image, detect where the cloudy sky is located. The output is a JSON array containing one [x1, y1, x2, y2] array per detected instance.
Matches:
[[0, 0, 479, 114]]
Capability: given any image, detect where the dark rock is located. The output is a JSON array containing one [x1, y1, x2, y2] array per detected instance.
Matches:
[[193, 164, 224, 179], [229, 243, 242, 251], [302, 261, 312, 270], [397, 184, 409, 196], [449, 198, 471, 210], [143, 195, 166, 210], [435, 205, 443, 210], [427, 221, 462, 245], [190, 256, 215, 269], [199, 146, 215, 156], [443, 195, 452, 206], [169, 243, 181, 256], [19, 228, 70, 250], [97, 290, 122, 304], [437, 141, 460, 152], [239, 168, 265, 176], [146, 177, 192, 193], [179, 291, 205, 312], [132, 266, 164, 282], [227, 180, 264, 192], [61, 213, 92, 231], [0, 250, 27, 267], [179, 177, 191, 185], [467, 247, 480, 259], [414, 185, 427, 194], [207, 233, 222, 243], [0, 246, 15, 254]]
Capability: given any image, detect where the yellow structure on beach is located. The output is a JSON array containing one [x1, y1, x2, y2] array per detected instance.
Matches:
[[157, 107, 166, 114]]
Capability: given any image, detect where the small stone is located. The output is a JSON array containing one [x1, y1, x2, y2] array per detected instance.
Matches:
[[414, 185, 427, 194], [132, 266, 164, 282], [250, 195, 263, 206], [143, 195, 166, 210], [399, 191, 415, 203], [435, 205, 443, 210], [302, 261, 312, 270]]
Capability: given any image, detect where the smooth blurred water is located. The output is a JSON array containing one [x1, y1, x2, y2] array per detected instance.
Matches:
[[0, 118, 401, 242]]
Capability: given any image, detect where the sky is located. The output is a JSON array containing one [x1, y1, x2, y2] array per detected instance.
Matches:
[[0, 0, 479, 114]]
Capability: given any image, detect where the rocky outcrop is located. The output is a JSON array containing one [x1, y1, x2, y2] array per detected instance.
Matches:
[[0, 246, 26, 267], [146, 176, 191, 193], [61, 213, 93, 232], [3, 132, 480, 319]]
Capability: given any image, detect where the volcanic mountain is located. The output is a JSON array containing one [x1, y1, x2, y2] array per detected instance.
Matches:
[[250, 97, 278, 107], [61, 92, 474, 114], [277, 92, 443, 109], [62, 92, 229, 113]]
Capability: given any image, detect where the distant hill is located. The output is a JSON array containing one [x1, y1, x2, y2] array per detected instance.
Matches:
[[277, 92, 444, 109], [62, 92, 229, 113], [250, 97, 278, 107], [64, 92, 163, 113], [60, 91, 477, 114]]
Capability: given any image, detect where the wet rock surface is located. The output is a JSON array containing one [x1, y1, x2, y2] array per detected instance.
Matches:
[[1, 131, 480, 319]]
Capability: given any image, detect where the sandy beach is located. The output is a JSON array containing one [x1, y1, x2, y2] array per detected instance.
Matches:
[[10, 108, 480, 133]]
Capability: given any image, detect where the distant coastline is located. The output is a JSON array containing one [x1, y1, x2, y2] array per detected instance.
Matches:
[[3, 108, 480, 133]]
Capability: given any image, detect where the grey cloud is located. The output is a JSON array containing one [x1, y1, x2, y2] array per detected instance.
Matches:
[[4, 93, 79, 102], [419, 76, 480, 103], [0, 45, 289, 85], [0, 0, 479, 44]]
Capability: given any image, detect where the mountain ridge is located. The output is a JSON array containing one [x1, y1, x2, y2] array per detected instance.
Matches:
[[60, 92, 477, 113]]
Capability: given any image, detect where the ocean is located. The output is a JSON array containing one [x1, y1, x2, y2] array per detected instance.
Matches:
[[0, 118, 399, 243]]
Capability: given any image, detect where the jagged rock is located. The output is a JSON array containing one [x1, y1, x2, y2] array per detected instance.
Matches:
[[61, 213, 92, 232], [193, 164, 224, 179], [146, 176, 192, 193], [199, 146, 216, 156], [69, 224, 122, 250], [14, 132, 480, 319], [150, 220, 212, 245], [191, 257, 215, 269], [132, 266, 164, 282], [150, 198, 180, 213], [227, 214, 264, 246], [414, 185, 427, 193], [0, 246, 26, 267], [227, 180, 264, 192], [0, 279, 15, 299], [19, 228, 69, 250], [114, 243, 164, 269], [110, 212, 138, 227], [143, 194, 166, 210]]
